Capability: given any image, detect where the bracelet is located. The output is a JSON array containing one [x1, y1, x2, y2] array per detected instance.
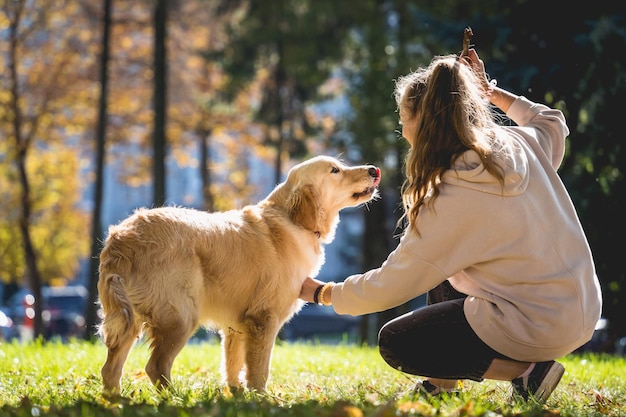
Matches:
[[313, 284, 324, 304], [318, 282, 335, 306]]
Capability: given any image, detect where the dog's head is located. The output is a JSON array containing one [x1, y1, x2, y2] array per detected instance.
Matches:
[[271, 156, 381, 243]]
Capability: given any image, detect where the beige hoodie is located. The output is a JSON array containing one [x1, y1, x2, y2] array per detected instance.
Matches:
[[331, 96, 602, 362]]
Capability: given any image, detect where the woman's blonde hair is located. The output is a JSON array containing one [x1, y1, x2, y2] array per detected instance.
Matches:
[[395, 54, 511, 233]]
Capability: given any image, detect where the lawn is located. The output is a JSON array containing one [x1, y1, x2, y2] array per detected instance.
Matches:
[[0, 338, 624, 416]]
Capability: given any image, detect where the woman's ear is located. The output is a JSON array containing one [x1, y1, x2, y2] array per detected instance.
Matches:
[[287, 184, 322, 234]]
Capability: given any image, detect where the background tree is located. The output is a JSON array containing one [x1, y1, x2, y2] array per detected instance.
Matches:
[[95, 1, 261, 212], [84, 0, 112, 341], [491, 1, 626, 345], [102, 2, 154, 190], [167, 1, 266, 212], [0, 0, 95, 337], [5, 0, 46, 337], [152, 0, 168, 207], [214, 0, 365, 183], [336, 0, 412, 343]]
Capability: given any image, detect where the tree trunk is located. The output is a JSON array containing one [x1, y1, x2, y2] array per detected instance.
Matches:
[[8, 1, 45, 339], [373, 2, 414, 339], [200, 130, 215, 212], [272, 64, 287, 186], [84, 0, 112, 341], [16, 151, 45, 339], [359, 195, 393, 345], [359, 0, 415, 345], [152, 0, 168, 207]]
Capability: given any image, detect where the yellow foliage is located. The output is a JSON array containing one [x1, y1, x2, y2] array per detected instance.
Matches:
[[332, 403, 364, 417], [229, 171, 247, 187], [0, 0, 94, 284], [171, 148, 194, 167], [143, 68, 154, 81], [0, 145, 89, 284], [78, 28, 92, 43], [0, 12, 9, 30], [121, 36, 134, 49], [166, 124, 184, 142], [187, 55, 204, 71]]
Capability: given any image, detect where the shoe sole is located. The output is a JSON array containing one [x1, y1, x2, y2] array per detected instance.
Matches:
[[534, 362, 565, 402]]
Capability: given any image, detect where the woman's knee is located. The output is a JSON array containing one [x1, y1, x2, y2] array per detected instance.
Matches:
[[378, 318, 401, 350], [377, 320, 410, 370]]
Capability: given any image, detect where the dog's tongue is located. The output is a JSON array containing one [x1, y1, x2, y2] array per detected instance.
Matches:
[[373, 167, 381, 187]]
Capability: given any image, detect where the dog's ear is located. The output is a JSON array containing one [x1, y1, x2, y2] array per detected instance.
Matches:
[[288, 184, 323, 234]]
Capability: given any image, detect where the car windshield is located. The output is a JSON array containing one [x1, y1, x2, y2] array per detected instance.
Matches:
[[45, 296, 85, 312]]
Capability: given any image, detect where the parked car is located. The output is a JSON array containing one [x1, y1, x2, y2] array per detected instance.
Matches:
[[5, 288, 33, 321], [280, 293, 427, 344], [4, 290, 35, 341], [574, 317, 626, 354], [41, 285, 88, 340], [3, 285, 88, 341], [616, 336, 626, 355], [0, 308, 17, 341], [280, 303, 360, 342]]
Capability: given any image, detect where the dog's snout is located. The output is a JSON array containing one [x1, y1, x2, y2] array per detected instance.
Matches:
[[368, 167, 380, 178]]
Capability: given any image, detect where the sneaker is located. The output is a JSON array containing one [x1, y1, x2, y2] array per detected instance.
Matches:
[[511, 360, 565, 402]]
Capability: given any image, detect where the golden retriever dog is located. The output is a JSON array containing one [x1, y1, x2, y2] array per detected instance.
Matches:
[[97, 155, 381, 396]]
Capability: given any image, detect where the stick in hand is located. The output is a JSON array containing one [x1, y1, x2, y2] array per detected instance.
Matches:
[[462, 26, 473, 57]]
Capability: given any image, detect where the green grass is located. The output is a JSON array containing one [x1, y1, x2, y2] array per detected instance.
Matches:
[[0, 338, 625, 416]]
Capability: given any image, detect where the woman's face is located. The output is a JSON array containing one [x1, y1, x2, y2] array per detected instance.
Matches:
[[401, 114, 419, 147]]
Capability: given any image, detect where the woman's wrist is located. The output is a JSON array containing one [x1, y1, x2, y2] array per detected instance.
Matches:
[[313, 284, 324, 304], [318, 282, 335, 306], [301, 277, 330, 304], [489, 86, 516, 113], [485, 78, 497, 98]]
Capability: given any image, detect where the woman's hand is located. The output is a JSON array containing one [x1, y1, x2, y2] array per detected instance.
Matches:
[[461, 48, 516, 112], [460, 48, 491, 93], [299, 276, 326, 303]]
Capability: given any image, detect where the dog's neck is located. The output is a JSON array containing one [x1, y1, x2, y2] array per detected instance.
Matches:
[[264, 183, 325, 241]]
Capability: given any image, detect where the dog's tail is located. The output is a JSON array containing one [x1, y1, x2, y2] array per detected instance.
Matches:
[[97, 273, 136, 349]]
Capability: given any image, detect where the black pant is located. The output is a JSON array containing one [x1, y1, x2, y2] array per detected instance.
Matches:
[[378, 281, 508, 381]]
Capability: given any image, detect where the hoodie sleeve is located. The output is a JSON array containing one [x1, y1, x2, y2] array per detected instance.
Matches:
[[330, 232, 448, 316], [506, 96, 569, 170]]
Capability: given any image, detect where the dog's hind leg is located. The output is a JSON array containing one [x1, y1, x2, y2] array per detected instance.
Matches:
[[221, 327, 245, 390], [242, 313, 281, 392], [98, 273, 141, 398], [144, 309, 197, 390], [101, 325, 140, 398]]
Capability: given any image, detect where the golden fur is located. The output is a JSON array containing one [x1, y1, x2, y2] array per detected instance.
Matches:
[[97, 155, 380, 396]]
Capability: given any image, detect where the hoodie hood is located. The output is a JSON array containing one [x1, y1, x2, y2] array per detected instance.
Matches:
[[441, 145, 529, 196]]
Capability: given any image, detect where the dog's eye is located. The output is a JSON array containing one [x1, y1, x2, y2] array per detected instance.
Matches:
[[330, 166, 340, 174]]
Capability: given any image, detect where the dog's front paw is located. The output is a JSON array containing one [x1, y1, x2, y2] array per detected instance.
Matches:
[[102, 387, 124, 402], [223, 384, 246, 398]]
